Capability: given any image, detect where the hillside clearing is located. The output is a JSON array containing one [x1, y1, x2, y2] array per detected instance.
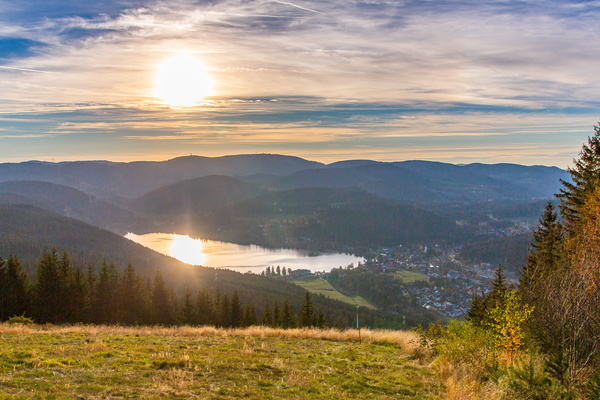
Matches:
[[291, 277, 377, 309], [0, 324, 439, 399], [395, 270, 429, 283]]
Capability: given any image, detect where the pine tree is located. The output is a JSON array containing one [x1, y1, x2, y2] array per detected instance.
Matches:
[[262, 301, 273, 326], [558, 123, 600, 234], [32, 249, 61, 323], [489, 265, 508, 307], [179, 289, 196, 325], [315, 311, 326, 328], [119, 264, 145, 325], [466, 265, 509, 328], [2, 255, 30, 320], [272, 302, 281, 327], [466, 292, 488, 327], [151, 270, 172, 325], [230, 291, 242, 328], [195, 289, 213, 326], [299, 291, 315, 327], [0, 258, 6, 321], [242, 305, 257, 327], [521, 202, 563, 292], [281, 299, 295, 329], [92, 262, 119, 324], [85, 265, 96, 322], [219, 294, 230, 327], [69, 268, 87, 323], [57, 251, 73, 322]]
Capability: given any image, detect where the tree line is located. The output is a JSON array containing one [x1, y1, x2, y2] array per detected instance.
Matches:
[[0, 249, 325, 329], [466, 123, 600, 396]]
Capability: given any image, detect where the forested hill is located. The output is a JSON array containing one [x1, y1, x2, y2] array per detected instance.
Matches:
[[0, 155, 568, 204], [0, 155, 322, 199], [0, 180, 146, 234], [0, 204, 182, 274], [131, 175, 265, 216], [0, 204, 428, 328]]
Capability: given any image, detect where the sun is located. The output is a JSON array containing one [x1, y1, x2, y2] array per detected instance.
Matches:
[[154, 54, 214, 107]]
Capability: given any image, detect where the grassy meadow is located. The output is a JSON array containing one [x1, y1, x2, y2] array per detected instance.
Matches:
[[291, 277, 377, 309], [395, 270, 429, 284], [0, 324, 440, 399]]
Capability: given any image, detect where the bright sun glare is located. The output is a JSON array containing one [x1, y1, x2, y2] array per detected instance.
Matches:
[[170, 234, 207, 266], [154, 54, 214, 107]]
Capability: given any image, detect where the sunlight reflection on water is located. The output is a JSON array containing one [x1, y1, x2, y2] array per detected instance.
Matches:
[[124, 232, 364, 274]]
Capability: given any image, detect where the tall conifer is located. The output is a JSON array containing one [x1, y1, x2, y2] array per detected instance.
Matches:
[[558, 123, 600, 233], [300, 291, 315, 327]]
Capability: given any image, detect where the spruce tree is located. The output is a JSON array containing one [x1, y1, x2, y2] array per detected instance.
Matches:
[[3, 255, 30, 320], [93, 262, 119, 324], [272, 302, 281, 327], [315, 311, 326, 328], [242, 305, 257, 327], [466, 292, 488, 327], [32, 249, 61, 323], [69, 268, 87, 323], [262, 301, 273, 326], [230, 291, 242, 328], [466, 265, 509, 328], [57, 251, 73, 322], [119, 264, 145, 325], [0, 258, 6, 321], [151, 270, 172, 325], [489, 265, 508, 307], [219, 294, 230, 327], [299, 291, 315, 327], [558, 123, 600, 234], [520, 202, 563, 294], [179, 289, 196, 326], [196, 289, 213, 326], [281, 299, 295, 329]]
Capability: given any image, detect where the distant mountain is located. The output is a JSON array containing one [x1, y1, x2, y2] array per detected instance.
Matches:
[[276, 160, 569, 204], [460, 163, 568, 198], [325, 160, 379, 169], [0, 154, 323, 199], [0, 155, 568, 205], [0, 181, 147, 234], [275, 163, 434, 203], [131, 175, 265, 217]]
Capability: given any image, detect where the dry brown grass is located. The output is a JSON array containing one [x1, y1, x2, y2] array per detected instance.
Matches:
[[0, 323, 418, 353], [0, 322, 438, 399]]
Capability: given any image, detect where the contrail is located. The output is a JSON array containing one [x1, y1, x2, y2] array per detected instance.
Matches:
[[0, 65, 55, 74], [272, 0, 323, 14]]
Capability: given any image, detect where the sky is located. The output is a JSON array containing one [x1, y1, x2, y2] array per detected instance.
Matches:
[[1, 0, 599, 167]]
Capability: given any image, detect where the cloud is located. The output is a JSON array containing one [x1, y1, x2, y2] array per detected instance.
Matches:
[[0, 0, 599, 164]]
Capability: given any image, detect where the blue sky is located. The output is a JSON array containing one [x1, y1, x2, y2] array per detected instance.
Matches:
[[1, 0, 599, 166]]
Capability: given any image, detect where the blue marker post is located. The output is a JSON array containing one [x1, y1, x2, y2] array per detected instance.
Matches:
[[356, 305, 361, 344]]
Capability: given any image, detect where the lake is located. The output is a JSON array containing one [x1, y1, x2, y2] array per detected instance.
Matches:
[[125, 232, 365, 274]]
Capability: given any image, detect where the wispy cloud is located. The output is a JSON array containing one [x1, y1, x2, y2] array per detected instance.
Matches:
[[0, 0, 599, 164], [271, 1, 323, 14]]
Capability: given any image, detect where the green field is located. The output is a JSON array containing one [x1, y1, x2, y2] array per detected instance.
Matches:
[[291, 277, 377, 309], [0, 324, 439, 399], [395, 270, 429, 283]]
